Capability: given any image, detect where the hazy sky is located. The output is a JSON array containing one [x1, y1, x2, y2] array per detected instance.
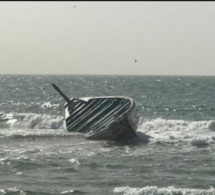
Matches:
[[1, 1, 215, 75]]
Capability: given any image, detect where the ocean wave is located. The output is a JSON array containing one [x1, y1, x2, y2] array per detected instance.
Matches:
[[208, 121, 215, 131], [138, 118, 215, 147], [113, 186, 215, 195], [0, 101, 60, 109], [0, 112, 64, 130], [1, 113, 215, 147], [40, 101, 60, 109], [0, 129, 84, 139], [0, 187, 74, 195]]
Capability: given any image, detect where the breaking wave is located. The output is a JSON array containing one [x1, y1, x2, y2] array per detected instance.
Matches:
[[0, 112, 63, 130], [113, 186, 215, 195], [1, 113, 215, 147], [0, 187, 85, 195], [137, 118, 215, 147]]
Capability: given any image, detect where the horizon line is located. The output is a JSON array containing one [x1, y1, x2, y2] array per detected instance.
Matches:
[[1, 73, 215, 77]]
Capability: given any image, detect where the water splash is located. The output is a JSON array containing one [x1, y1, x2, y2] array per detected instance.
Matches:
[[0, 112, 63, 130], [138, 118, 215, 147]]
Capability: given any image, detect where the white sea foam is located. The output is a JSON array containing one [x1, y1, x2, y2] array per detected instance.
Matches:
[[61, 190, 76, 194], [113, 186, 215, 195], [0, 187, 22, 194], [40, 101, 60, 109], [1, 112, 64, 130], [138, 118, 215, 146], [1, 113, 215, 147], [0, 128, 74, 139], [68, 158, 80, 165]]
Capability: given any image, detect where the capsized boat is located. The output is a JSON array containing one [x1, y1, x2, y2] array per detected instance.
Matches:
[[52, 84, 139, 141]]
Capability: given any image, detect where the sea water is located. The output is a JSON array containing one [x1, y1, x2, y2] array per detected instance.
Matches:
[[0, 75, 215, 195]]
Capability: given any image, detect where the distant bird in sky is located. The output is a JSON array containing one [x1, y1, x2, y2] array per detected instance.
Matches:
[[134, 59, 137, 62]]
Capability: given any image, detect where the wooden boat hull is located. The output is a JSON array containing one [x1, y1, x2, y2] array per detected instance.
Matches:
[[63, 96, 139, 141]]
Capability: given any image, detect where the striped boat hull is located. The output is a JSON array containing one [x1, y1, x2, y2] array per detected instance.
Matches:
[[63, 96, 139, 141]]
